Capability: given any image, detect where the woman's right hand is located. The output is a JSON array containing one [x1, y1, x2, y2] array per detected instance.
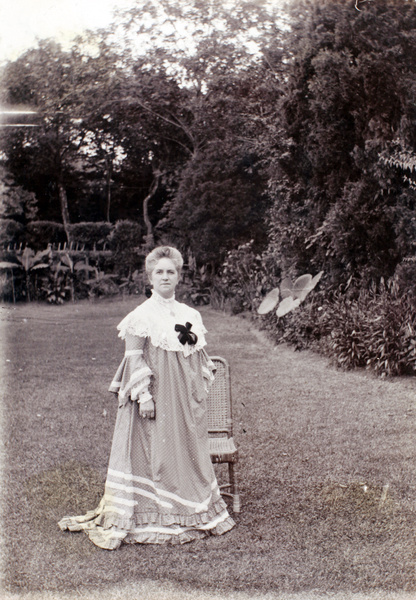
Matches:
[[139, 399, 155, 419]]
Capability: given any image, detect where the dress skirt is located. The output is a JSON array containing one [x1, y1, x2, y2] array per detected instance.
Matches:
[[59, 344, 235, 549]]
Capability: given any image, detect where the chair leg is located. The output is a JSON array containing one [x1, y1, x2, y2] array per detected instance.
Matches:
[[228, 462, 241, 513]]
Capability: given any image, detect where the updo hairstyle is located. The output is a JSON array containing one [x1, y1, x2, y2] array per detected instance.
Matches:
[[145, 246, 184, 279]]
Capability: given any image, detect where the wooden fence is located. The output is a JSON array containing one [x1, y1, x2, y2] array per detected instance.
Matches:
[[3, 241, 113, 256]]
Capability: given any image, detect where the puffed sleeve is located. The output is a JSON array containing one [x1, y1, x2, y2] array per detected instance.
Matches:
[[200, 349, 216, 393], [108, 334, 153, 407], [193, 308, 215, 392]]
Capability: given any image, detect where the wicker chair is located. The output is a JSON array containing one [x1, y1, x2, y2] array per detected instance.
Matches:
[[207, 356, 241, 513]]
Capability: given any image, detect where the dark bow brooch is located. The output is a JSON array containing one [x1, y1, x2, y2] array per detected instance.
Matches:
[[175, 322, 198, 345]]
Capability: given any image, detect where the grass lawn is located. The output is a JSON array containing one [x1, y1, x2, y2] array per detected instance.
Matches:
[[1, 297, 416, 600]]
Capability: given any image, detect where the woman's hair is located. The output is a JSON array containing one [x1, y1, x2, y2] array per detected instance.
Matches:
[[145, 246, 184, 277]]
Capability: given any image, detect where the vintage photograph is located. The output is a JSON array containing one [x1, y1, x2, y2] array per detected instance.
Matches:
[[1, 1, 416, 599]]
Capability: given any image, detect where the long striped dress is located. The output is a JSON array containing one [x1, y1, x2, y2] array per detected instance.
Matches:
[[58, 291, 235, 549]]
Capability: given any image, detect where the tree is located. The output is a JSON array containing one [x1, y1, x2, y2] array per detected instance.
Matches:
[[111, 60, 192, 248], [117, 0, 287, 85], [1, 42, 91, 241], [0, 0, 286, 268], [161, 61, 275, 268], [1, 40, 132, 236], [262, 0, 416, 286], [0, 165, 38, 222], [113, 0, 284, 261], [68, 36, 130, 223]]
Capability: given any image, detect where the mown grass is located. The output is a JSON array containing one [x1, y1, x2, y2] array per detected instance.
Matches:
[[1, 297, 416, 599]]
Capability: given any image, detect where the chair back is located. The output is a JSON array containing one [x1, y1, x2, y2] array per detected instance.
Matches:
[[207, 356, 232, 437]]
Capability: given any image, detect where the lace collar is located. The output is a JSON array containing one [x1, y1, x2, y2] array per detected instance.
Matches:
[[150, 290, 176, 307], [117, 292, 207, 355]]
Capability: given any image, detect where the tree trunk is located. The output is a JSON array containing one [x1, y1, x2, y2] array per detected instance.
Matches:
[[25, 270, 31, 302], [143, 175, 160, 251], [105, 157, 112, 222], [58, 182, 72, 244]]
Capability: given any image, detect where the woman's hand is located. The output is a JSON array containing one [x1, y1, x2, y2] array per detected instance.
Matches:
[[139, 399, 155, 419]]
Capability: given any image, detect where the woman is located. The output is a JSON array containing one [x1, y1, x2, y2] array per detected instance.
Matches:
[[59, 246, 235, 549]]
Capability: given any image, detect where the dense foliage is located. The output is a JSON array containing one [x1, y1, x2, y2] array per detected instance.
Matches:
[[1, 0, 416, 376], [262, 0, 416, 286], [0, 0, 280, 268]]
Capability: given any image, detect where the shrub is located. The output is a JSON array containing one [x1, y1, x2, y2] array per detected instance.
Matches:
[[0, 247, 53, 302], [38, 253, 96, 304], [393, 258, 416, 305], [0, 271, 14, 302], [68, 222, 114, 248], [256, 292, 329, 351], [254, 273, 416, 377], [39, 256, 73, 304], [85, 270, 119, 298], [214, 241, 280, 313], [118, 270, 147, 297], [25, 221, 66, 250], [108, 220, 144, 278], [0, 219, 25, 247], [319, 292, 370, 370], [319, 283, 416, 376], [179, 263, 211, 306], [364, 290, 416, 377]]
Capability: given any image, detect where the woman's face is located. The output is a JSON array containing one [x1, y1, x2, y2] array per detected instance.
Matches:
[[150, 257, 179, 299]]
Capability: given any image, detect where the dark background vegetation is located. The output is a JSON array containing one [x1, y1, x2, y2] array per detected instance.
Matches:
[[1, 0, 416, 378]]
